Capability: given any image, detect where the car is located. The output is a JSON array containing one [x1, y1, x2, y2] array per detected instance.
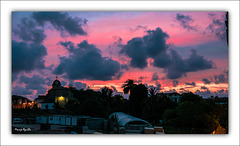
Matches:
[[13, 118, 23, 124]]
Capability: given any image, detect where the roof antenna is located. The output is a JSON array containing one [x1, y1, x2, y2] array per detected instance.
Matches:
[[56, 75, 58, 79]]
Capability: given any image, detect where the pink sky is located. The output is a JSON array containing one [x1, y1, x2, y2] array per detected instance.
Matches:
[[12, 11, 228, 99]]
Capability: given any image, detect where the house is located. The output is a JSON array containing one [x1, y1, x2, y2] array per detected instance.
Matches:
[[40, 98, 55, 110], [12, 95, 33, 109], [47, 77, 73, 108], [35, 95, 47, 108], [36, 116, 48, 124], [34, 77, 74, 109], [48, 115, 61, 125]]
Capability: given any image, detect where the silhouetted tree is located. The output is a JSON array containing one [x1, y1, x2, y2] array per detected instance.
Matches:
[[79, 97, 110, 118], [65, 98, 81, 115], [122, 79, 136, 94], [163, 93, 219, 134], [143, 94, 177, 124], [101, 86, 113, 98], [148, 87, 158, 98], [129, 84, 148, 118], [179, 92, 202, 103]]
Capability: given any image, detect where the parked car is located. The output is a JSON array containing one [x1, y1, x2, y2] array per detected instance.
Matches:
[[13, 118, 23, 124]]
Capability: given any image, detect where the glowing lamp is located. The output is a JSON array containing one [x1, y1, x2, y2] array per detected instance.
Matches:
[[58, 96, 65, 101]]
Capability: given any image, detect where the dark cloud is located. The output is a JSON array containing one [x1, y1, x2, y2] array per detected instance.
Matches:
[[214, 73, 228, 84], [172, 80, 179, 87], [202, 78, 212, 84], [163, 49, 214, 79], [45, 77, 53, 85], [195, 88, 228, 98], [129, 25, 148, 32], [202, 71, 228, 85], [195, 89, 211, 98], [13, 18, 46, 44], [152, 52, 171, 68], [20, 74, 45, 85], [12, 86, 33, 95], [75, 82, 87, 90], [121, 64, 129, 70], [61, 81, 67, 87], [176, 13, 197, 31], [120, 27, 214, 79], [120, 27, 169, 68], [165, 89, 177, 93], [32, 12, 87, 37], [54, 40, 121, 81], [136, 76, 146, 84], [151, 72, 159, 81], [144, 82, 161, 91], [208, 13, 216, 17], [19, 74, 47, 94], [155, 81, 161, 90], [12, 41, 47, 73], [185, 81, 196, 86], [201, 86, 208, 90], [12, 73, 18, 82], [207, 14, 227, 40]]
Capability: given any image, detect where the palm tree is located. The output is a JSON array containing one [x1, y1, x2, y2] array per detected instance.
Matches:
[[101, 86, 113, 98], [149, 87, 158, 98], [122, 79, 136, 94]]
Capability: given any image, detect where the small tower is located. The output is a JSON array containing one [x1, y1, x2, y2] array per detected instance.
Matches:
[[52, 76, 61, 88]]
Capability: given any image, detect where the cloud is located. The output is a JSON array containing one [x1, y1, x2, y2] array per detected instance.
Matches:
[[152, 52, 171, 68], [120, 27, 169, 68], [195, 89, 211, 98], [151, 72, 159, 81], [120, 27, 214, 79], [207, 13, 227, 40], [12, 73, 19, 82], [202, 78, 212, 84], [12, 41, 47, 73], [163, 49, 214, 79], [201, 71, 228, 85], [214, 73, 228, 84], [136, 76, 146, 84], [208, 13, 216, 17], [19, 74, 47, 94], [139, 76, 146, 80], [32, 12, 87, 37], [175, 13, 197, 31], [201, 86, 208, 90], [121, 64, 129, 70], [185, 81, 196, 86], [74, 82, 87, 90], [172, 80, 179, 87], [129, 25, 148, 32], [53, 40, 121, 81], [13, 18, 46, 44], [12, 86, 33, 95], [155, 81, 161, 90], [61, 81, 67, 87], [195, 88, 228, 98]]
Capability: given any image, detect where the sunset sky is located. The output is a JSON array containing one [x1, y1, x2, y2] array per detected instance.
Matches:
[[12, 11, 228, 100]]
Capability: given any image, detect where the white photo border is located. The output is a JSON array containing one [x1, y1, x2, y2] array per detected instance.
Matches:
[[1, 1, 239, 145]]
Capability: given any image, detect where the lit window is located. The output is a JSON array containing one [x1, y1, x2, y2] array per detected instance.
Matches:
[[58, 96, 65, 101]]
